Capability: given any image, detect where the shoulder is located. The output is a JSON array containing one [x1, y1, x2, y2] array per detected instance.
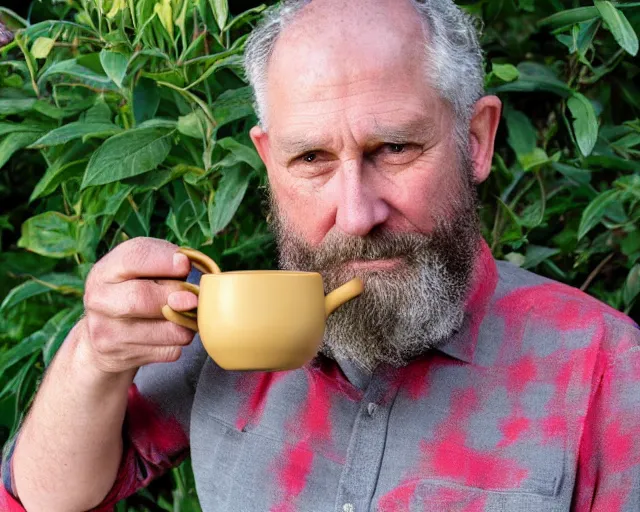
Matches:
[[492, 260, 639, 359]]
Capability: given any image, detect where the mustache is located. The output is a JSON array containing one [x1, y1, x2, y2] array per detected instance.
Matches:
[[289, 228, 439, 271]]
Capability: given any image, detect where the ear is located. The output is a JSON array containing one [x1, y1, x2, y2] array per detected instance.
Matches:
[[468, 95, 502, 184], [250, 125, 271, 170]]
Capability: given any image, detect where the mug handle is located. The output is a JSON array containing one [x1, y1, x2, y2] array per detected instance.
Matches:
[[161, 247, 222, 332]]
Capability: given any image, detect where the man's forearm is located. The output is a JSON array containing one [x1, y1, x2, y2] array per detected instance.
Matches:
[[11, 320, 136, 512]]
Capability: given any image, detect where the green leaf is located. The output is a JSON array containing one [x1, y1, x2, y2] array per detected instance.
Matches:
[[0, 330, 46, 376], [106, 0, 127, 18], [82, 181, 134, 219], [186, 52, 244, 91], [29, 122, 122, 147], [137, 118, 178, 130], [577, 189, 621, 240], [523, 246, 560, 269], [538, 7, 598, 28], [594, 0, 639, 56], [153, 0, 174, 38], [217, 138, 263, 171], [0, 98, 36, 115], [0, 305, 83, 374], [142, 69, 185, 87], [224, 5, 267, 32], [178, 111, 207, 139], [31, 36, 55, 59], [0, 131, 43, 169], [621, 230, 640, 258], [492, 63, 519, 82], [222, 232, 273, 257], [99, 49, 129, 88], [0, 121, 50, 137], [623, 264, 640, 308], [0, 273, 84, 313], [585, 155, 639, 173], [30, 160, 87, 201], [82, 127, 174, 188], [32, 98, 96, 120], [82, 100, 112, 123], [491, 62, 572, 97], [133, 77, 160, 125], [576, 18, 600, 56], [18, 212, 78, 258], [37, 58, 119, 92], [0, 353, 37, 404], [520, 148, 550, 171], [0, 215, 13, 232], [504, 252, 526, 267], [212, 87, 255, 128], [208, 165, 251, 235], [567, 93, 599, 157], [43, 304, 84, 366], [505, 107, 536, 157], [552, 162, 592, 187], [209, 0, 229, 30]]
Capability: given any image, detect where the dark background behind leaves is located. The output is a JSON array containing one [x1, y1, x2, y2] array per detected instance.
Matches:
[[0, 0, 638, 509]]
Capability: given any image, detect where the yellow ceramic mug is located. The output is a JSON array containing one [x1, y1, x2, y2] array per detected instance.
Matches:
[[162, 248, 364, 371]]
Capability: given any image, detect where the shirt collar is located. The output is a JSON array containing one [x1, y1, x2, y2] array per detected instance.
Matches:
[[435, 238, 498, 364]]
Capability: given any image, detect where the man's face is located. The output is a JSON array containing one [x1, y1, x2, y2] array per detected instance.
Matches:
[[250, 0, 497, 371]]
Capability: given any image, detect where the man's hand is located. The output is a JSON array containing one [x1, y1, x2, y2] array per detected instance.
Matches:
[[81, 237, 199, 374]]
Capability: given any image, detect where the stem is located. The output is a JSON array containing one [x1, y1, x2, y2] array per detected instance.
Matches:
[[535, 169, 546, 227], [508, 175, 536, 210], [580, 252, 614, 292], [491, 201, 503, 253]]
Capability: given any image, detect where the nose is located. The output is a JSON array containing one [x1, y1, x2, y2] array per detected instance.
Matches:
[[334, 159, 390, 236]]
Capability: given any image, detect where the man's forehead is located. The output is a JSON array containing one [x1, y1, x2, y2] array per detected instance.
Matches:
[[267, 0, 426, 91]]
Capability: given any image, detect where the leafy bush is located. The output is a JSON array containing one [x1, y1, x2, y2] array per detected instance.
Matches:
[[0, 0, 638, 509]]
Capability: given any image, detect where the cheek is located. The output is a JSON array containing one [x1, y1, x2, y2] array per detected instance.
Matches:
[[269, 172, 336, 246], [390, 156, 464, 232]]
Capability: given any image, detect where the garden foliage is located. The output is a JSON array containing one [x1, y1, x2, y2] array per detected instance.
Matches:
[[0, 0, 638, 509]]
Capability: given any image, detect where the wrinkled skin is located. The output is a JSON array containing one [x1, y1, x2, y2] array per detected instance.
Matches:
[[250, 0, 502, 371]]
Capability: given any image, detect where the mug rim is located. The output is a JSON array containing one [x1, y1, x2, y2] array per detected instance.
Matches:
[[200, 270, 321, 277]]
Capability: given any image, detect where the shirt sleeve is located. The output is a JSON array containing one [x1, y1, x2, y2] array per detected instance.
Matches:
[[572, 320, 640, 512], [0, 383, 190, 511], [0, 269, 207, 510]]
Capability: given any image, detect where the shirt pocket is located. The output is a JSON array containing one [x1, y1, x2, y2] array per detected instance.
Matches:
[[376, 479, 564, 512]]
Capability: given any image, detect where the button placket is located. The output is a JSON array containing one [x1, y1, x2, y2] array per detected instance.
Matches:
[[334, 367, 400, 512]]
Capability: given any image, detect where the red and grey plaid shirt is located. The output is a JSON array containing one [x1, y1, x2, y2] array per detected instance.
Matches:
[[3, 240, 640, 511]]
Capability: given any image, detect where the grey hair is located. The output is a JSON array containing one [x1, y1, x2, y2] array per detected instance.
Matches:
[[243, 0, 485, 148]]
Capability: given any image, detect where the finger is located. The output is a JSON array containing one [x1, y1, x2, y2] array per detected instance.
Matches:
[[135, 345, 185, 366], [91, 237, 191, 285], [167, 291, 199, 311], [86, 279, 191, 319], [88, 316, 195, 349], [98, 345, 185, 372], [125, 319, 196, 346]]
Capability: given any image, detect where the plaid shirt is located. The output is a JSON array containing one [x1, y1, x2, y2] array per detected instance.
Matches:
[[2, 240, 640, 511]]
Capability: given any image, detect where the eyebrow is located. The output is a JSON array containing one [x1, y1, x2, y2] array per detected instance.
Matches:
[[371, 117, 437, 144], [275, 117, 437, 156]]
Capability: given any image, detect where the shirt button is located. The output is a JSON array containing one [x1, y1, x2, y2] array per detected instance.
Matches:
[[343, 504, 355, 512], [367, 402, 378, 416]]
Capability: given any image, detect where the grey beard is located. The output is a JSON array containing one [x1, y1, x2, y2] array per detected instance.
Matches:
[[264, 169, 481, 372]]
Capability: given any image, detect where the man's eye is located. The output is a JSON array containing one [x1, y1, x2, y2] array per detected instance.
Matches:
[[375, 143, 421, 165], [302, 153, 317, 163], [387, 144, 406, 153]]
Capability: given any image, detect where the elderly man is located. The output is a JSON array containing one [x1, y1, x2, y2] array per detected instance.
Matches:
[[3, 0, 640, 511]]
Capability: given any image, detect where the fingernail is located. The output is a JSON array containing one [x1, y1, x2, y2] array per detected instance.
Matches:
[[173, 252, 189, 270]]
